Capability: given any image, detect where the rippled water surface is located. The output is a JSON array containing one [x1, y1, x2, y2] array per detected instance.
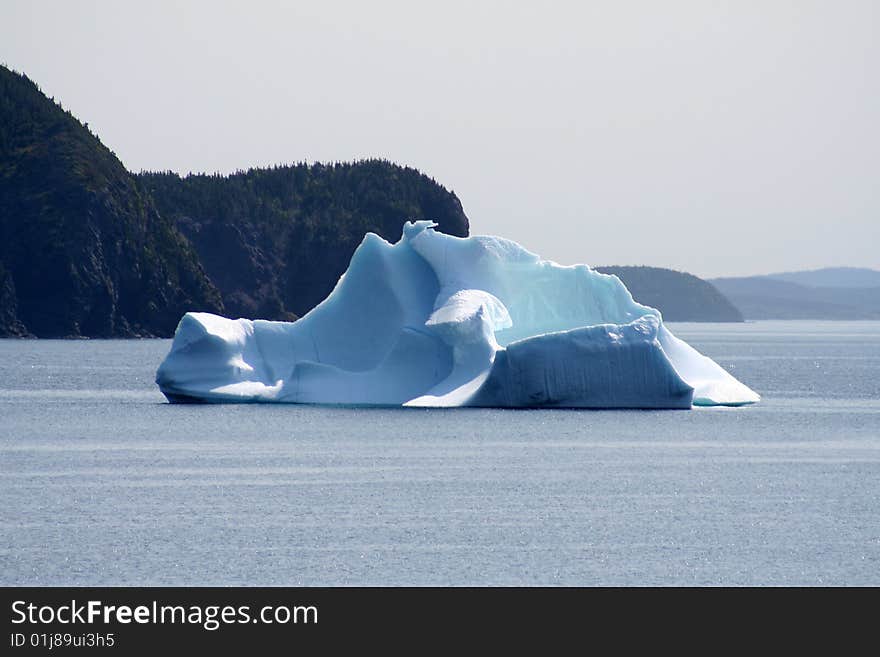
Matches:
[[1, 321, 878, 585]]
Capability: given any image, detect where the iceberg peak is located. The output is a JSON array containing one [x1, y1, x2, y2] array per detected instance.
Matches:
[[402, 219, 439, 241]]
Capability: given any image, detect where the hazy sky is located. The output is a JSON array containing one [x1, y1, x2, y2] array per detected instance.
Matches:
[[2, 1, 877, 277]]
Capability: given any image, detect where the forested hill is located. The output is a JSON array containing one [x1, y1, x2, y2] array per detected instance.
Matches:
[[595, 266, 744, 322], [0, 65, 468, 336], [0, 66, 223, 337], [138, 163, 469, 320]]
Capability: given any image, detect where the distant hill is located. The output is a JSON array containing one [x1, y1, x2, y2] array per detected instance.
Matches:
[[595, 266, 744, 322], [710, 271, 880, 320], [0, 66, 222, 337], [764, 267, 880, 289], [139, 163, 468, 320], [0, 65, 468, 337]]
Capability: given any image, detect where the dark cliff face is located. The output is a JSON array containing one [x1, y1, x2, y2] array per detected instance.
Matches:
[[595, 266, 744, 322], [139, 162, 470, 319], [0, 66, 223, 337], [0, 262, 29, 337]]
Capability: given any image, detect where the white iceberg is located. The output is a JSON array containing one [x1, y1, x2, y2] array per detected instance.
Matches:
[[156, 221, 759, 408]]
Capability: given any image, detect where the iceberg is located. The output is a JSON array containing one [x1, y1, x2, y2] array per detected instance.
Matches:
[[156, 221, 759, 408]]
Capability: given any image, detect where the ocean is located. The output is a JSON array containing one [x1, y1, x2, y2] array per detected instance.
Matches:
[[1, 321, 878, 585]]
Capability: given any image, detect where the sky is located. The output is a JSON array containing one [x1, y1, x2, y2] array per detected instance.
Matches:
[[1, 0, 877, 277]]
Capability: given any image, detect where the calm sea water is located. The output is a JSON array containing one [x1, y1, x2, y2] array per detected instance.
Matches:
[[1, 321, 878, 586]]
